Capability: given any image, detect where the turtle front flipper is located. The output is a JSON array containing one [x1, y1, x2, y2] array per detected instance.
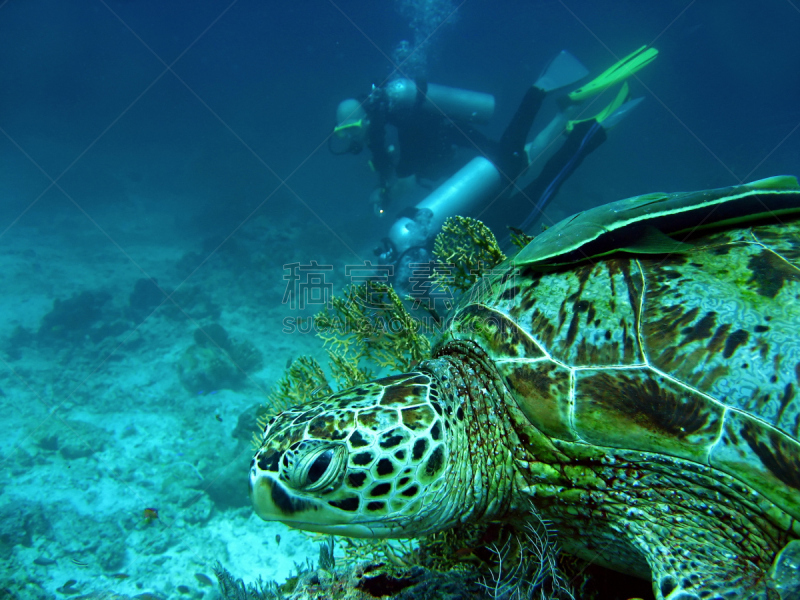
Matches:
[[771, 540, 800, 599], [629, 521, 782, 599]]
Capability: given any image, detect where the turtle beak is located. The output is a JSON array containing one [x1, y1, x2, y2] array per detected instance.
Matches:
[[251, 470, 294, 520], [249, 469, 274, 520], [250, 468, 323, 523], [249, 467, 272, 519]]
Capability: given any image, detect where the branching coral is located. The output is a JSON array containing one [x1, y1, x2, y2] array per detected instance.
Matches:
[[326, 349, 372, 390], [315, 280, 431, 373], [262, 356, 331, 417], [214, 561, 284, 599], [432, 216, 506, 294], [259, 281, 430, 425], [478, 515, 574, 600], [508, 225, 535, 251]]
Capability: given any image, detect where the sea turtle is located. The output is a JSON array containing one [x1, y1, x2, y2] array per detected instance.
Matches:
[[250, 176, 800, 599]]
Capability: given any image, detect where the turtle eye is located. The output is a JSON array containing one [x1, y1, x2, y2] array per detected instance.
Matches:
[[308, 450, 333, 484], [288, 443, 346, 492]]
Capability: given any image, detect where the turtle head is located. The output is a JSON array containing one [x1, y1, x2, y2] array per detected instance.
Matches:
[[249, 372, 458, 538]]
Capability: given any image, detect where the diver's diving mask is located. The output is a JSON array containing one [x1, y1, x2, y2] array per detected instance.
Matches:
[[329, 99, 368, 155]]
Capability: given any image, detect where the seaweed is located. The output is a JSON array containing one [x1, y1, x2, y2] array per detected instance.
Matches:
[[507, 226, 535, 251], [214, 561, 284, 600]]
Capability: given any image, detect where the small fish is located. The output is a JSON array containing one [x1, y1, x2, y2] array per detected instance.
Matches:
[[194, 573, 213, 586], [275, 533, 281, 545], [33, 556, 56, 566], [310, 384, 328, 397], [111, 573, 130, 579], [215, 414, 223, 422], [71, 558, 88, 567], [285, 357, 293, 369], [453, 546, 477, 558], [143, 507, 159, 523], [56, 580, 79, 594]]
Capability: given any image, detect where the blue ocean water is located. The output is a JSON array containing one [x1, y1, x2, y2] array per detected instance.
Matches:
[[0, 0, 798, 598]]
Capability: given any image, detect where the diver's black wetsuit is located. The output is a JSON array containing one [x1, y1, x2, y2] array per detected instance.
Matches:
[[495, 85, 546, 179], [495, 86, 609, 229], [365, 80, 606, 228], [364, 79, 497, 189], [515, 118, 607, 230]]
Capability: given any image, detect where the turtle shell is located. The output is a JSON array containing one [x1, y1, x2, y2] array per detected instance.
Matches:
[[516, 174, 800, 267], [445, 176, 800, 528]]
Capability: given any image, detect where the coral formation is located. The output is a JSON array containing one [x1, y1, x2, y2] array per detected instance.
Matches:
[[506, 226, 534, 251], [314, 280, 431, 374], [256, 281, 435, 447], [38, 291, 111, 339], [127, 277, 165, 322], [215, 525, 621, 600], [178, 344, 240, 394], [432, 216, 506, 294], [177, 323, 264, 394], [263, 355, 332, 419], [37, 290, 128, 344]]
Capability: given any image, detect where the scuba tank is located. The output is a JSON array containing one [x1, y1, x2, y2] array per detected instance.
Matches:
[[384, 78, 495, 124]]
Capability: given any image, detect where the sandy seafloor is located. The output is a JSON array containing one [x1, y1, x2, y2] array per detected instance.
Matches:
[[0, 196, 353, 599]]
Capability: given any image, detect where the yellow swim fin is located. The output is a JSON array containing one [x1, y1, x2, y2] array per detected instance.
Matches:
[[567, 45, 657, 104], [566, 82, 630, 133]]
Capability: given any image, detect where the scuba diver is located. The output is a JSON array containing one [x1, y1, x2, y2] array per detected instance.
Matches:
[[330, 78, 500, 217], [330, 46, 658, 287]]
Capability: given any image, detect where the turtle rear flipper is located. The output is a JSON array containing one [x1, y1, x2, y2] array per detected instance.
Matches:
[[771, 539, 800, 599]]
